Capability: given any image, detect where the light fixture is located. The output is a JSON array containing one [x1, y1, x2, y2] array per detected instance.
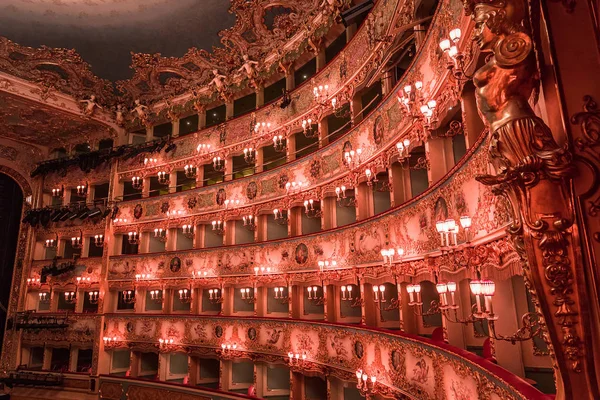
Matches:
[[273, 208, 288, 225], [64, 291, 77, 304], [184, 164, 197, 179], [76, 183, 88, 197], [127, 231, 139, 245], [157, 171, 170, 185], [88, 291, 99, 304], [420, 99, 438, 128], [253, 266, 272, 276], [460, 216, 472, 243], [144, 157, 158, 166], [254, 122, 272, 135], [242, 214, 256, 231], [208, 288, 223, 303], [52, 186, 64, 198], [287, 351, 308, 367], [93, 234, 104, 248], [149, 289, 163, 303], [436, 218, 459, 247], [212, 156, 225, 172], [285, 181, 305, 195], [27, 278, 41, 288], [302, 118, 317, 138], [182, 224, 194, 239], [240, 287, 256, 303], [303, 199, 321, 219], [122, 290, 135, 304], [71, 230, 84, 249], [158, 338, 175, 349], [344, 148, 362, 170], [396, 138, 411, 167], [223, 199, 241, 209], [381, 247, 404, 266], [153, 228, 167, 242], [355, 369, 377, 397], [397, 81, 423, 114], [273, 134, 286, 153], [313, 84, 329, 105], [243, 147, 257, 164], [197, 143, 212, 154], [306, 285, 324, 305], [274, 287, 289, 303], [44, 235, 58, 249], [211, 220, 225, 235], [317, 260, 337, 272], [335, 186, 357, 207], [439, 28, 470, 81], [178, 288, 192, 304], [38, 292, 50, 304]]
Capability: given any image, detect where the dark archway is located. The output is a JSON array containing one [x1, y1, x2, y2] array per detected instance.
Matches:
[[0, 173, 23, 351]]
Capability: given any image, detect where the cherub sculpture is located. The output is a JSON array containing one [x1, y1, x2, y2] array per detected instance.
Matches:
[[80, 95, 102, 116], [132, 99, 150, 126], [237, 54, 259, 81], [114, 104, 126, 127]]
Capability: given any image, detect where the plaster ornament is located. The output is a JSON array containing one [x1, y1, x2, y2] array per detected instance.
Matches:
[[132, 99, 150, 126], [237, 54, 259, 81], [114, 104, 126, 126]]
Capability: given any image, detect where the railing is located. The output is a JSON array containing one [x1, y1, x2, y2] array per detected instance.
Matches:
[[100, 315, 549, 400]]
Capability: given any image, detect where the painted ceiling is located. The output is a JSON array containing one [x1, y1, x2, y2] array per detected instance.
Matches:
[[0, 0, 235, 81]]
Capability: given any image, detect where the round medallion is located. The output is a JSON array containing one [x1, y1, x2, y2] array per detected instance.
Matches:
[[246, 182, 258, 200], [214, 325, 223, 338], [294, 243, 309, 265], [169, 257, 181, 273], [247, 327, 257, 341]]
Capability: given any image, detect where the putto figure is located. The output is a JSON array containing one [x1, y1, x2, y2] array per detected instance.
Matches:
[[237, 54, 259, 81], [80, 95, 102, 116], [131, 99, 150, 126]]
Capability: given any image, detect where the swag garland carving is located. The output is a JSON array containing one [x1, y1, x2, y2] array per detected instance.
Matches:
[[464, 0, 596, 397]]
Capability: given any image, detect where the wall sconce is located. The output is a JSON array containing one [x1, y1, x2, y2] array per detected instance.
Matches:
[[135, 274, 153, 282], [341, 285, 363, 310], [157, 171, 170, 185], [287, 352, 308, 367], [178, 288, 192, 304], [313, 84, 329, 105], [94, 234, 104, 247], [273, 134, 286, 152], [149, 289, 163, 303], [274, 287, 289, 303], [182, 224, 194, 239], [335, 186, 357, 208], [158, 338, 175, 349], [397, 81, 423, 115], [27, 278, 41, 288], [254, 122, 272, 135], [192, 270, 208, 279], [71, 230, 84, 249], [211, 220, 225, 235], [153, 228, 167, 242], [88, 291, 99, 304], [436, 218, 459, 247], [302, 118, 317, 138], [307, 285, 324, 305], [76, 183, 88, 197], [219, 343, 240, 358], [253, 266, 272, 275], [212, 156, 225, 172], [223, 199, 241, 209], [52, 186, 64, 198], [197, 143, 212, 154], [122, 290, 135, 304], [127, 231, 139, 245], [331, 97, 350, 118], [76, 277, 91, 286], [460, 216, 472, 243], [240, 287, 256, 303], [344, 148, 362, 170], [380, 247, 404, 266], [243, 147, 257, 164], [38, 292, 50, 304], [303, 199, 322, 219], [273, 209, 289, 225], [355, 369, 377, 397], [439, 28, 471, 82], [396, 139, 411, 167], [44, 234, 58, 249], [285, 181, 306, 195], [243, 214, 256, 231], [64, 290, 77, 304], [317, 260, 337, 272], [184, 164, 197, 179], [144, 157, 158, 166], [420, 99, 438, 128], [103, 336, 118, 346], [131, 176, 143, 190], [208, 288, 223, 303]]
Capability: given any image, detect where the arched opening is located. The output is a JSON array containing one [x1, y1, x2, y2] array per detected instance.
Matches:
[[0, 173, 24, 351]]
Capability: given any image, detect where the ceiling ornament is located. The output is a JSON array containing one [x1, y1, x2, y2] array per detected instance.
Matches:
[[0, 37, 115, 106], [116, 0, 350, 106]]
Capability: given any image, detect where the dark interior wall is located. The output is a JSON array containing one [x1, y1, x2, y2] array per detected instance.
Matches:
[[0, 174, 23, 353]]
